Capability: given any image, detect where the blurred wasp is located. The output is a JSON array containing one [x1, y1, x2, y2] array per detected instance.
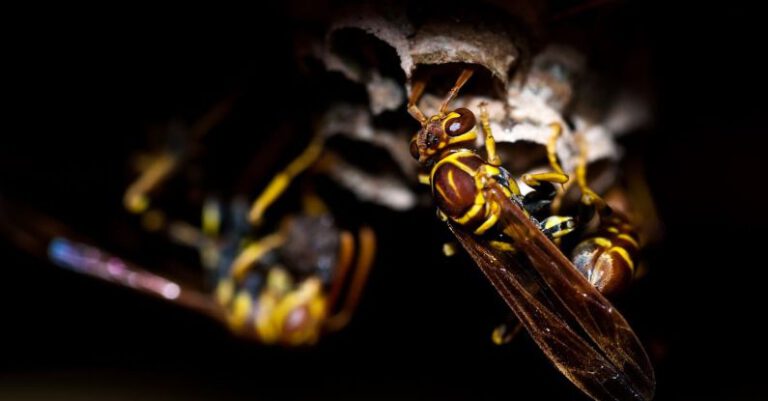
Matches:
[[1, 123, 376, 346], [144, 130, 376, 345], [116, 93, 378, 345], [407, 68, 654, 401], [194, 138, 376, 345]]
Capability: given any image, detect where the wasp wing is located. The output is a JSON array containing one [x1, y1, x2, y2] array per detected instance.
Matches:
[[0, 198, 224, 321], [447, 187, 654, 401]]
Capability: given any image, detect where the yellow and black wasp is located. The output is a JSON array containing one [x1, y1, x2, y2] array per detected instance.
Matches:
[[2, 113, 377, 346], [0, 177, 375, 348], [407, 68, 654, 401], [196, 138, 377, 345], [115, 94, 378, 345]]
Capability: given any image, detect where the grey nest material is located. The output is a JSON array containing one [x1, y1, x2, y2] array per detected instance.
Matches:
[[311, 3, 648, 208]]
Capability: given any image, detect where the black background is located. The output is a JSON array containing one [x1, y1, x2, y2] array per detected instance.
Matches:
[[2, 2, 766, 400]]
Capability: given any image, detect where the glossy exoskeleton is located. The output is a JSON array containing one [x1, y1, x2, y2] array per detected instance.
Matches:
[[407, 68, 654, 401]]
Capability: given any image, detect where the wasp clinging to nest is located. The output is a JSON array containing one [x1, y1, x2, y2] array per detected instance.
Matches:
[[407, 67, 654, 401]]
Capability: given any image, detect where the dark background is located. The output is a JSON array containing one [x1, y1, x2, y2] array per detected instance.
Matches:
[[2, 2, 766, 400]]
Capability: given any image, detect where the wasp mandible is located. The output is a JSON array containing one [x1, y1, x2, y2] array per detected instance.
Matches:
[[407, 68, 655, 401]]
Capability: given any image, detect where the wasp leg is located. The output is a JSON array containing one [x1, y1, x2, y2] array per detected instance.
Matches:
[[418, 172, 431, 185], [545, 122, 566, 176], [124, 153, 179, 214], [479, 102, 501, 166], [518, 123, 569, 204], [325, 227, 376, 332], [408, 76, 428, 123], [474, 198, 502, 235], [248, 135, 325, 225], [574, 131, 608, 211], [228, 233, 285, 282], [489, 240, 516, 253], [540, 215, 576, 240], [443, 242, 458, 257]]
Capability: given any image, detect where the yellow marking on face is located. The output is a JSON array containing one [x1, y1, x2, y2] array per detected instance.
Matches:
[[447, 130, 478, 145], [617, 233, 639, 248], [610, 246, 635, 271]]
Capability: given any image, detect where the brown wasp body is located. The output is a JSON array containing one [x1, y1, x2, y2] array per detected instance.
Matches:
[[571, 207, 639, 297], [408, 69, 654, 401]]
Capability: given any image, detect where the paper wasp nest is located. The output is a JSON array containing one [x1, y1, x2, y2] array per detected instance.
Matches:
[[301, 2, 649, 209]]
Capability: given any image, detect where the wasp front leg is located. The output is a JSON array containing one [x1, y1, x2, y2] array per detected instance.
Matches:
[[479, 102, 501, 167], [519, 123, 576, 240]]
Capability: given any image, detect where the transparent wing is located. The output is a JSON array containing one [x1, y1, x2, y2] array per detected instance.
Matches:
[[447, 186, 654, 401], [0, 198, 224, 321]]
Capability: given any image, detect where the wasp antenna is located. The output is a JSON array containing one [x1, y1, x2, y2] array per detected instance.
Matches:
[[440, 68, 475, 114], [408, 78, 428, 123]]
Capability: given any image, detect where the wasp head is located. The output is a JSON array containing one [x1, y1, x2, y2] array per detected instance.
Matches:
[[409, 107, 478, 164]]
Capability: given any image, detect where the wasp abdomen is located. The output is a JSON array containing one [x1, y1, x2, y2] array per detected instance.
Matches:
[[571, 214, 639, 296]]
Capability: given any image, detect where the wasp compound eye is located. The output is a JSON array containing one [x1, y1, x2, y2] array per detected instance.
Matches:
[[409, 136, 420, 159], [444, 108, 476, 137]]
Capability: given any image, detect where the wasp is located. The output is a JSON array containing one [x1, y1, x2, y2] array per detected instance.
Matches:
[[407, 68, 654, 401], [1, 126, 376, 347], [118, 94, 379, 346], [205, 197, 376, 346], [161, 135, 377, 346]]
